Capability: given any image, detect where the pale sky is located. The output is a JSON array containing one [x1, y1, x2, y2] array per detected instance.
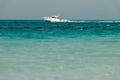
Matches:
[[0, 0, 120, 20]]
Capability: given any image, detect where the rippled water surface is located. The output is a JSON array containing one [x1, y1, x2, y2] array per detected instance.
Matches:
[[0, 20, 120, 80]]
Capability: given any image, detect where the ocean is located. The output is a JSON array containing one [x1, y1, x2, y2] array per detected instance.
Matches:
[[0, 20, 120, 80]]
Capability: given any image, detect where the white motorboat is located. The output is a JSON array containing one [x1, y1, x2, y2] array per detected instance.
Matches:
[[43, 16, 69, 22]]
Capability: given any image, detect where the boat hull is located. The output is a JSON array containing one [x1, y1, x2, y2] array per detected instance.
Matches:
[[43, 17, 68, 22]]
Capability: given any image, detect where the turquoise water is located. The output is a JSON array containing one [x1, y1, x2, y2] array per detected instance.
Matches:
[[0, 20, 120, 80]]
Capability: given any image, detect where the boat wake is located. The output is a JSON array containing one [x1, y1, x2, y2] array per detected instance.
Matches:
[[65, 20, 120, 23]]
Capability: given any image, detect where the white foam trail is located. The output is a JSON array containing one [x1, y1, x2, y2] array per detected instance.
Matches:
[[67, 20, 120, 23], [67, 20, 88, 22], [50, 20, 120, 23]]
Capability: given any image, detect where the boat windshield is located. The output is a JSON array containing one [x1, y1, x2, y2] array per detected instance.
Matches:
[[52, 16, 59, 18]]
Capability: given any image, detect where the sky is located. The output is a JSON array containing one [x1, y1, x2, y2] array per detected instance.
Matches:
[[0, 0, 120, 20]]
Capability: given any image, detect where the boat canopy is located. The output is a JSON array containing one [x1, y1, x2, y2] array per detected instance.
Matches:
[[52, 16, 59, 18]]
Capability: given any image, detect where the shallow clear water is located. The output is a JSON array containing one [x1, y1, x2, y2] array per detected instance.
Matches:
[[0, 20, 120, 80]]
